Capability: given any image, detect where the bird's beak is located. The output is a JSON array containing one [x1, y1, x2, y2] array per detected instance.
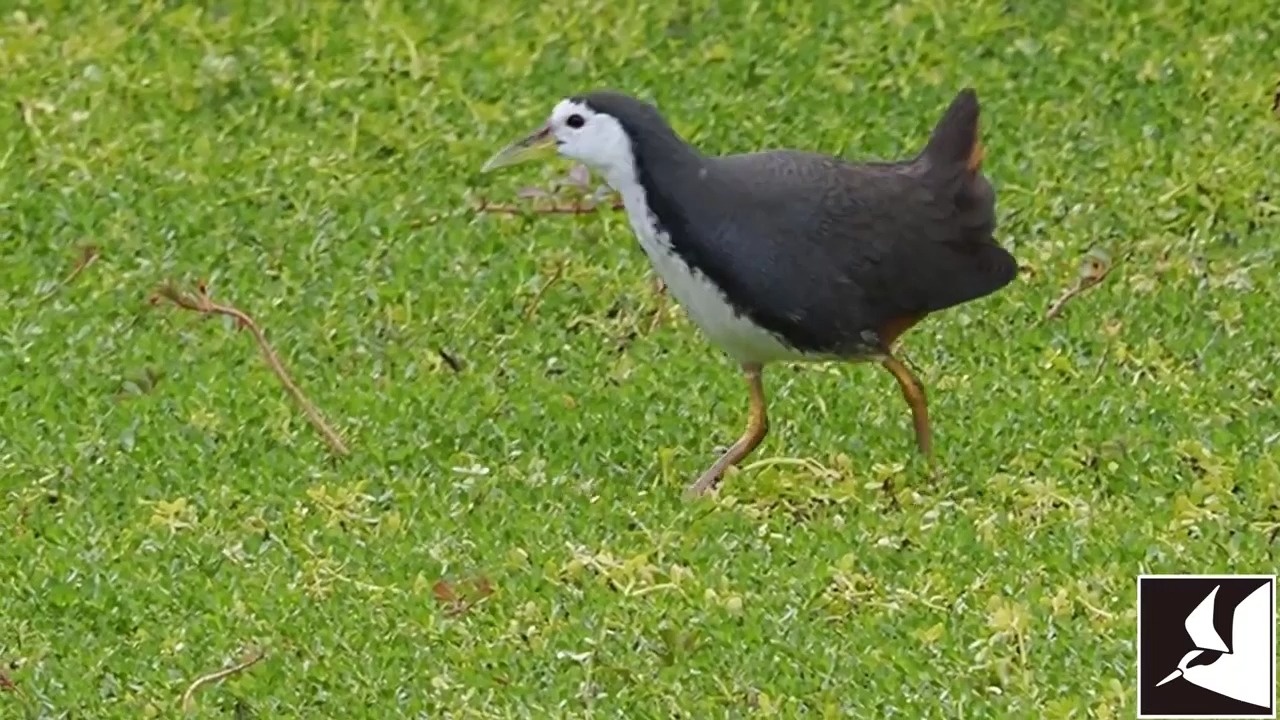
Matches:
[[1155, 669, 1183, 687], [480, 124, 556, 173]]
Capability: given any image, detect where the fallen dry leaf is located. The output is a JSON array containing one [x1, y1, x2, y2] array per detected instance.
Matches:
[[431, 575, 495, 616], [431, 579, 457, 604], [1045, 247, 1113, 321]]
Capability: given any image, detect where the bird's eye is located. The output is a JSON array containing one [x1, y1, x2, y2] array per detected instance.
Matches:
[[566, 114, 585, 129]]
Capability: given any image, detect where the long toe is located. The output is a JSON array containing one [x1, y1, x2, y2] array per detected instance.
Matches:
[[684, 469, 722, 499]]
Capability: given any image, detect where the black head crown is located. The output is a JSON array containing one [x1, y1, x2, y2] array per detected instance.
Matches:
[[569, 90, 687, 151]]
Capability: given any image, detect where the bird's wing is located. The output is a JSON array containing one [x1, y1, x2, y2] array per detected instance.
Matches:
[[1185, 585, 1229, 653], [689, 149, 1015, 355], [1228, 583, 1271, 660]]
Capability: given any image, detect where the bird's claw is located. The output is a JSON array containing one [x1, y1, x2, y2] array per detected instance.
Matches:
[[684, 470, 722, 499], [920, 450, 940, 480]]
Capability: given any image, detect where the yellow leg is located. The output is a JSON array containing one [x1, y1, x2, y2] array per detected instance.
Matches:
[[880, 356, 934, 464], [685, 363, 769, 497]]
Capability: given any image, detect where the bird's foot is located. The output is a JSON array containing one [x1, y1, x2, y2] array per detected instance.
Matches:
[[684, 467, 724, 499], [921, 451, 941, 482], [682, 363, 768, 500]]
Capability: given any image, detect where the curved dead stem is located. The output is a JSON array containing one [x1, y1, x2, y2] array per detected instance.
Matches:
[[150, 280, 351, 457]]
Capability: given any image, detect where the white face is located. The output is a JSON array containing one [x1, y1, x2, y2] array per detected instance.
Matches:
[[546, 99, 634, 178]]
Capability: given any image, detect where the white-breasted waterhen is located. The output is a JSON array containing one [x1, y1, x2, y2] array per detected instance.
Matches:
[[481, 88, 1018, 497]]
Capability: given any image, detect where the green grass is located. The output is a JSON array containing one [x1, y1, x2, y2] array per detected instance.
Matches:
[[2, 0, 1279, 717]]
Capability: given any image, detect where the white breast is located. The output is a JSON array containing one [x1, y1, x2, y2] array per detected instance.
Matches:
[[610, 177, 806, 365]]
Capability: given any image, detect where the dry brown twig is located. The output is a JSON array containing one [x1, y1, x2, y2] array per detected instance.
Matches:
[[17, 97, 50, 141], [477, 163, 671, 329], [180, 647, 266, 714], [1044, 248, 1113, 321], [523, 260, 567, 321], [37, 244, 99, 303], [474, 196, 624, 215], [646, 275, 669, 333], [0, 668, 18, 695], [149, 280, 351, 457], [474, 162, 625, 216]]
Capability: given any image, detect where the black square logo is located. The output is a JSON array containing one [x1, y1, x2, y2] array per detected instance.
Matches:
[[1138, 575, 1277, 718]]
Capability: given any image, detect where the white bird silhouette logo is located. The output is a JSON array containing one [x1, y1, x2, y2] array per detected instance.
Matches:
[[1156, 583, 1272, 709]]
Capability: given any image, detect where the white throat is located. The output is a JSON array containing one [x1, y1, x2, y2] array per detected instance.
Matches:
[[590, 157, 803, 365]]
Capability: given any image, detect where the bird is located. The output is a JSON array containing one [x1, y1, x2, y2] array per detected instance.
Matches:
[[1154, 583, 1273, 709], [480, 88, 1018, 497]]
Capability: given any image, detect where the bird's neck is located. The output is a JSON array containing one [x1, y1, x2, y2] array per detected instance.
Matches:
[[602, 164, 645, 200], [605, 133, 703, 219]]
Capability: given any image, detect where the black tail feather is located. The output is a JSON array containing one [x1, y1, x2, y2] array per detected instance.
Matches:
[[922, 88, 996, 242], [920, 88, 982, 174]]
